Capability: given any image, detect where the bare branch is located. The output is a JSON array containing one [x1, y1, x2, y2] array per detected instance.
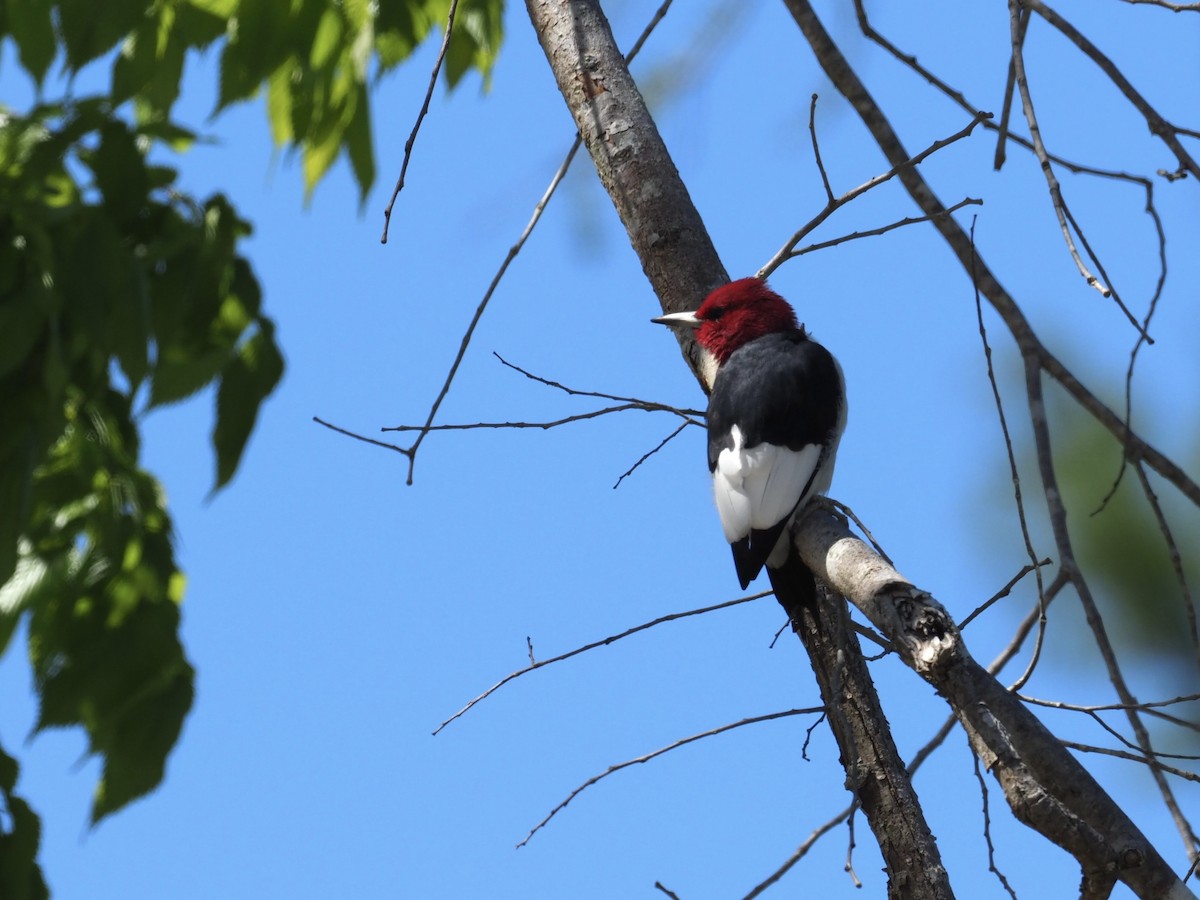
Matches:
[[612, 421, 691, 489], [742, 802, 855, 899], [957, 558, 1053, 631], [971, 739, 1020, 899], [433, 592, 770, 734], [1025, 0, 1200, 180], [1006, 0, 1115, 301], [967, 215, 1049, 687], [993, 3, 1029, 171], [517, 708, 824, 848], [1060, 742, 1200, 783], [381, 0, 461, 243], [380, 403, 700, 434], [782, 197, 983, 262], [757, 111, 991, 279], [380, 0, 686, 482], [1119, 0, 1200, 9]]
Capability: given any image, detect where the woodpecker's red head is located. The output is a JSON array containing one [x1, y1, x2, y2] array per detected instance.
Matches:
[[652, 278, 799, 365]]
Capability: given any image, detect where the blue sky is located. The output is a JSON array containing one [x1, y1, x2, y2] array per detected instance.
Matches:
[[2, 1, 1199, 897]]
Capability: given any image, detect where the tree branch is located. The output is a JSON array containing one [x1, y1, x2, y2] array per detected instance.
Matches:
[[525, 2, 955, 895]]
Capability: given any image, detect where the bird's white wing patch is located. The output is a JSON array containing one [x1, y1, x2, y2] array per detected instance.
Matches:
[[713, 425, 822, 542]]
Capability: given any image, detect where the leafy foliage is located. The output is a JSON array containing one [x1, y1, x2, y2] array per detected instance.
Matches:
[[0, 97, 275, 835], [0, 0, 505, 892]]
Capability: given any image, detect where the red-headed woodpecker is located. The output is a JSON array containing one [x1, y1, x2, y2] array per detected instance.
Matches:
[[653, 278, 847, 592]]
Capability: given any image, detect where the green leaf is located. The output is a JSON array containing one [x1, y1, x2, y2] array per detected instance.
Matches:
[[343, 83, 374, 205], [3, 0, 56, 86], [55, 0, 147, 72], [86, 121, 150, 227], [212, 318, 283, 491], [0, 744, 49, 900], [374, 0, 435, 70], [444, 0, 504, 90], [0, 550, 49, 656], [216, 0, 293, 110], [23, 396, 195, 825]]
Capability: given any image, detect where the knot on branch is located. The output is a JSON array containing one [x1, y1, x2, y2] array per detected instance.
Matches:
[[884, 582, 958, 671]]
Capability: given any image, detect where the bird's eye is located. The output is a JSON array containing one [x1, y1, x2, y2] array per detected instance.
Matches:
[[706, 306, 725, 321]]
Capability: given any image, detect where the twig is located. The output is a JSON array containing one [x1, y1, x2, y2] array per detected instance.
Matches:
[[1093, 183, 1167, 515], [1006, 0, 1113, 300], [653, 882, 681, 900], [970, 215, 1048, 688], [375, 0, 683, 482], [517, 708, 823, 847], [958, 557, 1052, 631], [313, 416, 411, 458], [433, 592, 770, 734], [757, 110, 991, 279], [1060, 742, 1200, 782], [388, 139, 583, 484], [493, 352, 703, 416], [993, 4, 1029, 171], [1024, 354, 1200, 857], [1133, 463, 1200, 667], [971, 739, 1019, 899], [1025, 0, 1200, 180], [612, 421, 691, 489], [1019, 692, 1200, 734], [781, 197, 983, 261], [843, 807, 861, 888], [1119, 0, 1200, 8], [380, 404, 702, 434], [741, 802, 854, 899], [807, 93, 834, 202], [381, 0, 461, 243]]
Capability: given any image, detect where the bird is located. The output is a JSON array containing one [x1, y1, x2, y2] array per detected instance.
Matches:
[[653, 277, 847, 597]]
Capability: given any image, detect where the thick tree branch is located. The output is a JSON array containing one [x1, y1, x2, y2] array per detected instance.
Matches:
[[792, 506, 1192, 898], [525, 0, 728, 391], [525, 2, 953, 895]]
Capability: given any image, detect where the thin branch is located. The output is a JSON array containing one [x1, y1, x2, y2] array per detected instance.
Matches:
[[1024, 354, 1200, 859], [493, 352, 703, 415], [782, 197, 983, 261], [378, 0, 683, 482], [993, 4, 1029, 171], [653, 882, 681, 900], [389, 139, 583, 484], [969, 215, 1048, 688], [971, 739, 1020, 900], [1060, 742, 1200, 783], [1133, 463, 1200, 667], [844, 0, 1200, 508], [853, 0, 1174, 331], [433, 592, 770, 734], [741, 802, 855, 899], [807, 93, 834, 202], [517, 708, 824, 847], [380, 403, 702, 433], [1025, 0, 1200, 180], [1020, 692, 1200, 734], [757, 110, 991, 279], [381, 0, 461, 243], [612, 420, 691, 489], [313, 416, 411, 458], [1007, 0, 1113, 300], [1119, 0, 1200, 9], [958, 557, 1053, 631], [843, 807, 862, 889]]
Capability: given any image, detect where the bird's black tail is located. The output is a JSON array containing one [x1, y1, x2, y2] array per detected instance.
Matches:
[[767, 551, 818, 626]]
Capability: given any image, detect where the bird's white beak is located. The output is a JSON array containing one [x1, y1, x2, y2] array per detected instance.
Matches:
[[651, 310, 702, 328]]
